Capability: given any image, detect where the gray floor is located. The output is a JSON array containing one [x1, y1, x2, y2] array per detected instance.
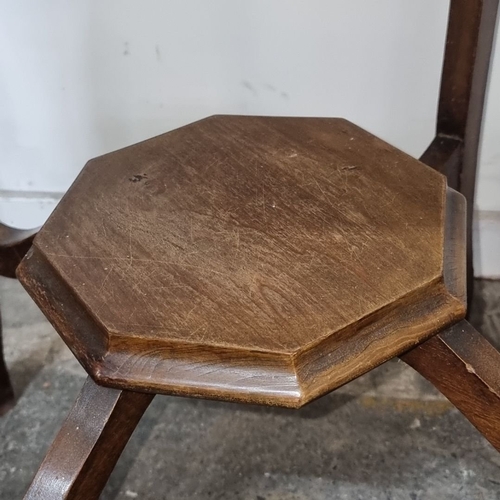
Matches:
[[1, 278, 500, 500]]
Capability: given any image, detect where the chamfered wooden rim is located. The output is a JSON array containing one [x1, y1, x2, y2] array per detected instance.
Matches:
[[16, 185, 465, 408]]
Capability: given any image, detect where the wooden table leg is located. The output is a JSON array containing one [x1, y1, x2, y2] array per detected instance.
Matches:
[[24, 376, 154, 500], [0, 224, 38, 415], [0, 308, 15, 416], [401, 320, 500, 451]]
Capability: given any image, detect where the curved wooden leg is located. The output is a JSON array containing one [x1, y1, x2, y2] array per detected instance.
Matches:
[[24, 376, 154, 500], [0, 308, 15, 416], [401, 320, 500, 451], [0, 224, 38, 414]]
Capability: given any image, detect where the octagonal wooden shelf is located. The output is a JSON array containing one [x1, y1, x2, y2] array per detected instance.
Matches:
[[17, 116, 466, 407]]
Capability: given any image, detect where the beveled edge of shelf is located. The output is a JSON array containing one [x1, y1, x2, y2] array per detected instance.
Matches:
[[93, 281, 464, 408], [443, 186, 467, 304], [16, 183, 466, 408], [290, 184, 467, 404], [17, 245, 304, 407]]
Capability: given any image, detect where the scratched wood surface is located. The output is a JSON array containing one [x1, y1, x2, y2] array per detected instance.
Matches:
[[18, 116, 466, 407]]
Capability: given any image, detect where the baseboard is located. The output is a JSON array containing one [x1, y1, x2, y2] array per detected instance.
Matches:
[[474, 210, 500, 279], [0, 191, 498, 278], [0, 191, 62, 230]]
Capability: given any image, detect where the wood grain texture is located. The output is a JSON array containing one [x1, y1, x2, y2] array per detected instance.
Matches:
[[0, 222, 37, 413], [402, 320, 500, 452], [13, 5, 500, 497], [406, 0, 500, 443], [435, 0, 499, 295], [17, 116, 466, 407], [24, 376, 153, 500]]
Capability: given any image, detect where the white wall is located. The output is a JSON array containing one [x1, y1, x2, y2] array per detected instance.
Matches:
[[0, 1, 499, 276]]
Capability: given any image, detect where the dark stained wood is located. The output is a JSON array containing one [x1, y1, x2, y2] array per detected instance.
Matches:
[[12, 3, 500, 496], [24, 376, 153, 500], [404, 2, 500, 448], [0, 309, 15, 416], [0, 223, 37, 279], [0, 222, 37, 413], [402, 320, 500, 452], [420, 135, 462, 190], [430, 0, 499, 295], [17, 116, 466, 407], [437, 0, 499, 140]]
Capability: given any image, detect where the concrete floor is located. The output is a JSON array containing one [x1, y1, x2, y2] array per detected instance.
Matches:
[[1, 278, 500, 499]]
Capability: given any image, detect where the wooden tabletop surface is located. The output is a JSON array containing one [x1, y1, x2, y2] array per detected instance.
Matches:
[[18, 116, 466, 406]]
